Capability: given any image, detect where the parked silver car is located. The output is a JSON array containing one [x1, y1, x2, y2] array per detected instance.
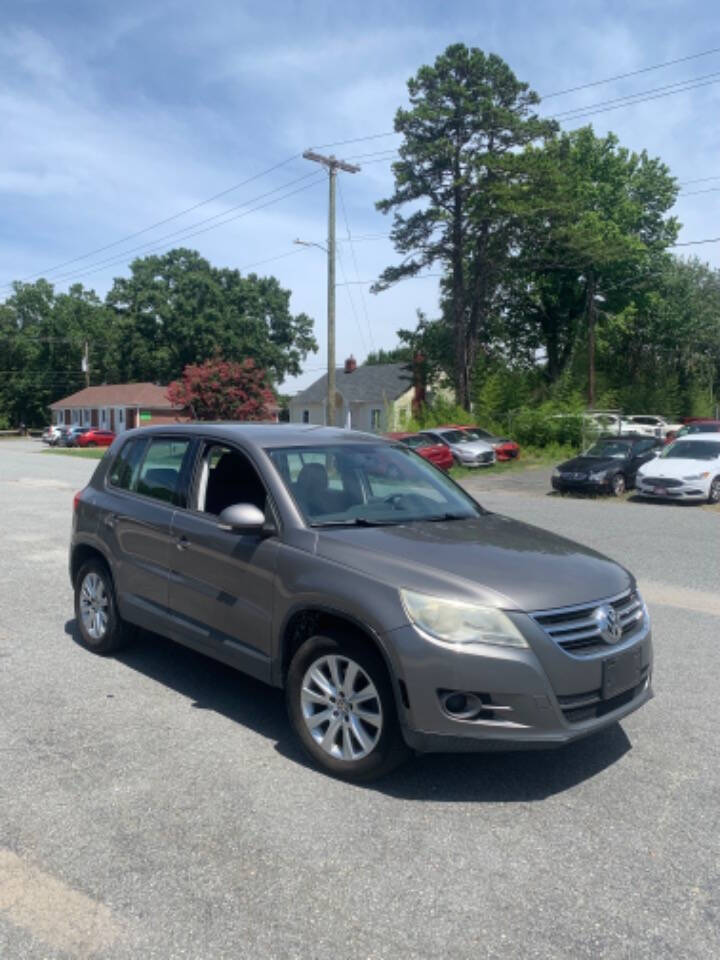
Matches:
[[421, 428, 496, 467], [70, 425, 652, 780]]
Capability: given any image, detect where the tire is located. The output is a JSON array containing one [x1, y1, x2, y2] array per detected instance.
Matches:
[[74, 559, 134, 655], [709, 476, 720, 505], [286, 632, 409, 782], [610, 473, 626, 496]]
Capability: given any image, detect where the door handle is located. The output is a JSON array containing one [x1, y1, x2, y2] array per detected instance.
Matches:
[[176, 536, 191, 551]]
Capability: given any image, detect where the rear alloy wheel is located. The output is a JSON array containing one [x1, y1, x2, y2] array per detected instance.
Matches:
[[611, 473, 626, 496], [74, 559, 134, 654], [287, 633, 409, 781], [709, 476, 720, 504]]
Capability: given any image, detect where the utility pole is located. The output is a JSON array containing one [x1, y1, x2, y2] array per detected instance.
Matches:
[[586, 271, 596, 408], [302, 150, 360, 427]]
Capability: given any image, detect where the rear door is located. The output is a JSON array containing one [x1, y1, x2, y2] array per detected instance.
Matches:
[[103, 435, 194, 631], [167, 442, 279, 682]]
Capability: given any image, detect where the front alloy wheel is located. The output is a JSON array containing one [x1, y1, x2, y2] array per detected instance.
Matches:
[[300, 655, 383, 761], [611, 473, 626, 496], [287, 633, 408, 781]]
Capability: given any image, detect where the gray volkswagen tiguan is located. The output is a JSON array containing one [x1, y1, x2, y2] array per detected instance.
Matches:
[[70, 424, 653, 780]]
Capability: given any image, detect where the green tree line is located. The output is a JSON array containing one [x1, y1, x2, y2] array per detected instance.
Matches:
[[0, 249, 317, 428], [374, 43, 720, 420]]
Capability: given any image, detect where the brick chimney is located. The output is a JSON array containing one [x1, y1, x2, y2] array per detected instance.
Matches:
[[344, 355, 357, 374]]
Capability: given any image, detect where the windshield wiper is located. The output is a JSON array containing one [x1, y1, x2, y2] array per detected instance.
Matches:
[[421, 513, 469, 522], [310, 517, 404, 528]]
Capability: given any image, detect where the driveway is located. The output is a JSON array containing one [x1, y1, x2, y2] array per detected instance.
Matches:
[[0, 439, 718, 959]]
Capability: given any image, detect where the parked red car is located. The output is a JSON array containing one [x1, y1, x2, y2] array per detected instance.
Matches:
[[444, 425, 520, 461], [76, 428, 116, 448], [385, 432, 454, 470], [664, 420, 720, 444]]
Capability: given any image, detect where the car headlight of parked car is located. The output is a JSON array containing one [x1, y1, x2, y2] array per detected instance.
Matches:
[[552, 468, 561, 478], [683, 472, 709, 480], [589, 470, 609, 482], [400, 589, 528, 648]]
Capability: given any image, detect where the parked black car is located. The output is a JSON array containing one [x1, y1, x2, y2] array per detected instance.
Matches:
[[552, 435, 663, 496]]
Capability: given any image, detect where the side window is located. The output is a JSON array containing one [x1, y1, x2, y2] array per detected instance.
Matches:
[[199, 444, 267, 516], [135, 438, 192, 506], [108, 438, 148, 490]]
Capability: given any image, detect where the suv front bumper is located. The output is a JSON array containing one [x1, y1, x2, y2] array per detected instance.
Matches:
[[386, 615, 653, 753]]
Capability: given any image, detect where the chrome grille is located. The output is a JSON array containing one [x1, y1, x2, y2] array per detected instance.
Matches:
[[530, 590, 645, 656], [642, 477, 682, 488]]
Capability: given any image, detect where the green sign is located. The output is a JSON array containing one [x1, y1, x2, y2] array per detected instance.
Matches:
[[139, 411, 152, 421]]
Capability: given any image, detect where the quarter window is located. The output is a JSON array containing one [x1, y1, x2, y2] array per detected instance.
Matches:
[[108, 438, 148, 490], [135, 438, 192, 506]]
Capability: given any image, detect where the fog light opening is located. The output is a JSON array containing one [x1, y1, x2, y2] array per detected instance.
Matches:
[[439, 690, 494, 721]]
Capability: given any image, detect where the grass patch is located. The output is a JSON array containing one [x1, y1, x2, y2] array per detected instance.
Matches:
[[43, 447, 106, 459], [450, 444, 577, 480]]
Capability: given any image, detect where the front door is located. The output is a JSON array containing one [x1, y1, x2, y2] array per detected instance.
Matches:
[[126, 408, 137, 430], [168, 443, 278, 682]]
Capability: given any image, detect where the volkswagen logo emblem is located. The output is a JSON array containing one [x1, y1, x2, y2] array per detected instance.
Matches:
[[593, 604, 623, 645]]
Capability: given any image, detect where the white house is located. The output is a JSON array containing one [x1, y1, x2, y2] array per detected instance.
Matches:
[[289, 358, 418, 432]]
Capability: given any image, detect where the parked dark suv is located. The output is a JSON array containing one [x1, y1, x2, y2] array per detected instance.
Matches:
[[70, 425, 653, 780]]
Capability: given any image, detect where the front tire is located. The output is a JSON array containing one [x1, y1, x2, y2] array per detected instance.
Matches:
[[286, 632, 409, 781], [611, 473, 626, 496], [74, 559, 134, 654], [709, 476, 720, 504]]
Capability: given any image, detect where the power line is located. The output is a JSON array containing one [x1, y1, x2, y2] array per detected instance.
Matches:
[[540, 46, 720, 99], [336, 246, 368, 354], [4, 153, 304, 288], [338, 179, 375, 351], [680, 175, 720, 186], [27, 175, 325, 290], [551, 69, 720, 120], [677, 187, 720, 197], [671, 236, 720, 246]]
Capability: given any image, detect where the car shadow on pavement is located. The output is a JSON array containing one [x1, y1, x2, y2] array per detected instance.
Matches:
[[65, 619, 632, 802]]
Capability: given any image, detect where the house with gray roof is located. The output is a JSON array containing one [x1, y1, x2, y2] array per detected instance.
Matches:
[[289, 357, 416, 432]]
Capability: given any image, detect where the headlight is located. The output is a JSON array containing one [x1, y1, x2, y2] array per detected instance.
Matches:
[[682, 472, 709, 480], [552, 468, 561, 478], [589, 470, 608, 481], [400, 589, 528, 647]]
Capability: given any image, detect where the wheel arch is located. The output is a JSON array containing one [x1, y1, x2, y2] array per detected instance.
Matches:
[[277, 605, 410, 714], [70, 541, 113, 586]]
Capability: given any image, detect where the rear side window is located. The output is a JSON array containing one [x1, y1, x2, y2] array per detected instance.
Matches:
[[135, 438, 192, 506], [108, 438, 148, 490]]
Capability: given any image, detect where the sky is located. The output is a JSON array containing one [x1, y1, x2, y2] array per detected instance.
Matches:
[[1, 0, 719, 395]]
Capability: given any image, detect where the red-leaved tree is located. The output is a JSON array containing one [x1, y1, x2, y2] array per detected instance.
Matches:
[[167, 356, 276, 421]]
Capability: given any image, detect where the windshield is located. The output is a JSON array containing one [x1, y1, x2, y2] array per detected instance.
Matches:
[[464, 427, 494, 441], [266, 443, 483, 526], [584, 441, 630, 459], [661, 440, 720, 460], [438, 429, 472, 444], [401, 435, 432, 450], [685, 423, 720, 435]]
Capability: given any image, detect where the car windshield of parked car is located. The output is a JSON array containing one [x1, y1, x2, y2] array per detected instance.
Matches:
[[661, 440, 720, 460], [438, 429, 472, 444], [686, 423, 720, 434], [464, 428, 494, 441], [402, 435, 431, 450], [267, 443, 482, 526], [584, 441, 630, 459]]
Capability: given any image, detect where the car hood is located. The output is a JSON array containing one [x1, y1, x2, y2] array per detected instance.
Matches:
[[451, 439, 493, 454], [558, 455, 627, 473], [639, 457, 717, 479], [315, 514, 631, 612]]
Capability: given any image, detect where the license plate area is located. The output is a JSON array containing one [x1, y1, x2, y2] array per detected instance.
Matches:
[[602, 648, 642, 699]]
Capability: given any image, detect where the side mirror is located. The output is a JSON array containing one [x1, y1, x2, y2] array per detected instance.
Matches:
[[217, 503, 266, 532]]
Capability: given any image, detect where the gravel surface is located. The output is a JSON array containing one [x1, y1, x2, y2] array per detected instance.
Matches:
[[1, 439, 718, 960]]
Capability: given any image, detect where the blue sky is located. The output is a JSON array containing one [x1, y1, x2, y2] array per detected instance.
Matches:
[[2, 0, 719, 393]]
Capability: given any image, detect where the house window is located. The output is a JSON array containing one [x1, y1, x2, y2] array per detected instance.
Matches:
[[302, 410, 310, 424], [370, 409, 382, 431], [398, 407, 408, 425]]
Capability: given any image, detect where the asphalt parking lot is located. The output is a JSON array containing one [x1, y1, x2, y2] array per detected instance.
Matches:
[[1, 439, 718, 959]]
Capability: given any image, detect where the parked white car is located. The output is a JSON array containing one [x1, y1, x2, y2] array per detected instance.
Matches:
[[623, 415, 683, 439], [421, 428, 496, 467], [635, 435, 720, 503], [41, 425, 64, 444]]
